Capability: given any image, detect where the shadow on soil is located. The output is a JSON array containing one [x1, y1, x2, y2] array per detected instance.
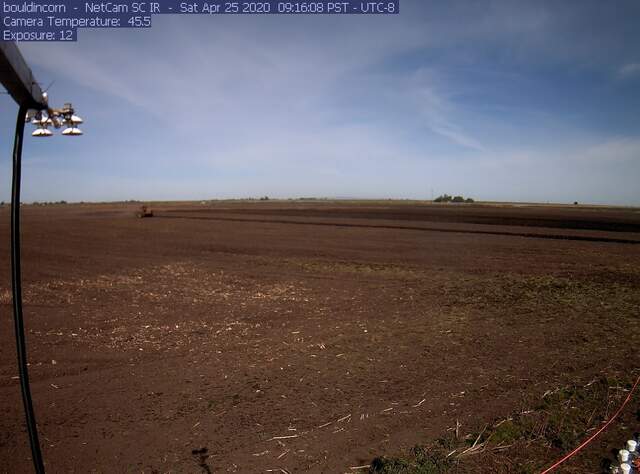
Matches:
[[191, 447, 212, 474], [154, 214, 640, 245]]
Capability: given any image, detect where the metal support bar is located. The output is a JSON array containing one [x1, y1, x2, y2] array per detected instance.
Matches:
[[0, 42, 46, 109]]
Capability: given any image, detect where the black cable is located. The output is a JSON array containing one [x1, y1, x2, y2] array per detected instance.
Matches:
[[11, 103, 46, 474]]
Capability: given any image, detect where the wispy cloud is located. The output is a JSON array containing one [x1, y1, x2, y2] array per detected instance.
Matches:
[[22, 42, 146, 109], [429, 122, 485, 151], [581, 137, 640, 163], [618, 62, 640, 80]]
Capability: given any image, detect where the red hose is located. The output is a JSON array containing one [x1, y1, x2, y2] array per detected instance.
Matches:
[[540, 375, 640, 473]]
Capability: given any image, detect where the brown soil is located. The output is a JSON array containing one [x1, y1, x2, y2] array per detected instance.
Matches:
[[0, 201, 639, 473]]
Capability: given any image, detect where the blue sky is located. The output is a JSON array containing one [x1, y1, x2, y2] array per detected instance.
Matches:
[[1, 0, 640, 204]]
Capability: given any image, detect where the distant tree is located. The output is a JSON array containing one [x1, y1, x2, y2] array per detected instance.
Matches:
[[260, 196, 270, 201], [434, 194, 452, 203], [452, 195, 465, 203], [465, 198, 475, 203]]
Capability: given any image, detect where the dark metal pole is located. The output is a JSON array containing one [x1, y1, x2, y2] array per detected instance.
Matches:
[[11, 103, 46, 474], [0, 42, 46, 109]]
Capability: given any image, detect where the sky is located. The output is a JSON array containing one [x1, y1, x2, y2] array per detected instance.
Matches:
[[1, 0, 640, 204]]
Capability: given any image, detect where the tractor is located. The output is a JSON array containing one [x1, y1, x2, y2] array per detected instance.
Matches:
[[137, 205, 153, 218]]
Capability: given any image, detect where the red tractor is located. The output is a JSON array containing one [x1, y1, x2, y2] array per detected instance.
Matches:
[[136, 205, 153, 218]]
